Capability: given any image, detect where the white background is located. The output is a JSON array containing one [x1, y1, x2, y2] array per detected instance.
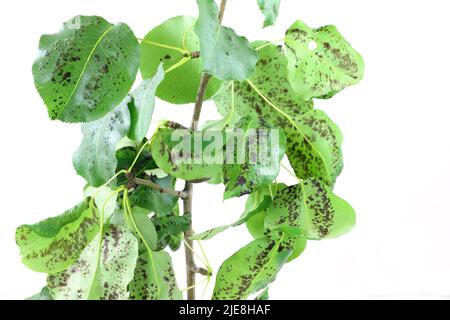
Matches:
[[0, 0, 449, 300]]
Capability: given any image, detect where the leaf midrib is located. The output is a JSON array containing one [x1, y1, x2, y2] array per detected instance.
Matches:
[[245, 79, 333, 184], [60, 24, 116, 117]]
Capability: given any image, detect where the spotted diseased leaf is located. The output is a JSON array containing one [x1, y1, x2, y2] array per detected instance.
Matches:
[[140, 16, 222, 104], [128, 64, 165, 143], [285, 109, 343, 187], [195, 0, 258, 81], [33, 16, 140, 123], [15, 199, 99, 273], [214, 43, 342, 186], [264, 178, 356, 240], [214, 42, 314, 127], [151, 125, 223, 182], [213, 233, 291, 300], [191, 196, 272, 241], [257, 0, 281, 27], [129, 251, 182, 300], [48, 225, 138, 300], [73, 97, 131, 187], [285, 20, 364, 100], [222, 118, 286, 199]]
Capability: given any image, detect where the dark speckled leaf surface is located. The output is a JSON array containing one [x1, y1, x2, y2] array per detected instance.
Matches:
[[151, 125, 223, 182], [214, 43, 343, 186], [222, 118, 286, 199], [265, 178, 356, 240], [213, 233, 291, 300], [129, 251, 182, 300], [47, 225, 138, 300], [33, 16, 140, 123], [285, 20, 364, 100], [15, 199, 99, 273], [73, 97, 131, 187]]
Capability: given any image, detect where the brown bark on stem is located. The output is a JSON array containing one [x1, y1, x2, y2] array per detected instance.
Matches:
[[183, 0, 228, 300]]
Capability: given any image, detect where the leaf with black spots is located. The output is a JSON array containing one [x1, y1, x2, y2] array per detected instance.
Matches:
[[285, 20, 364, 100], [214, 43, 342, 186], [15, 199, 99, 273], [213, 233, 291, 300], [129, 251, 182, 300], [222, 118, 286, 199], [47, 225, 138, 300], [214, 42, 313, 128], [73, 97, 131, 187], [140, 16, 222, 104], [33, 16, 140, 123], [195, 0, 258, 80], [264, 178, 356, 240], [151, 124, 223, 182], [257, 0, 281, 27], [128, 64, 165, 143]]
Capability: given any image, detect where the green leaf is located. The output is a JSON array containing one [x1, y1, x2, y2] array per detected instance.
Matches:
[[129, 207, 158, 251], [264, 178, 356, 240], [48, 225, 138, 300], [284, 20, 364, 100], [191, 196, 271, 241], [213, 233, 291, 300], [140, 16, 222, 104], [255, 287, 269, 300], [152, 214, 191, 251], [115, 143, 154, 176], [214, 42, 313, 124], [84, 186, 117, 220], [16, 199, 99, 273], [195, 0, 258, 80], [33, 16, 140, 123], [283, 235, 307, 262], [128, 64, 165, 143], [26, 287, 53, 300], [257, 0, 281, 27], [73, 97, 131, 187], [129, 251, 182, 300], [151, 125, 223, 182], [245, 184, 284, 239], [284, 109, 343, 187], [214, 43, 342, 186], [129, 176, 178, 216], [222, 118, 286, 199]]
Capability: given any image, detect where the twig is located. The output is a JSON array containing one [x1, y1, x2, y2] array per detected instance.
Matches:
[[183, 0, 228, 301], [132, 177, 188, 200]]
